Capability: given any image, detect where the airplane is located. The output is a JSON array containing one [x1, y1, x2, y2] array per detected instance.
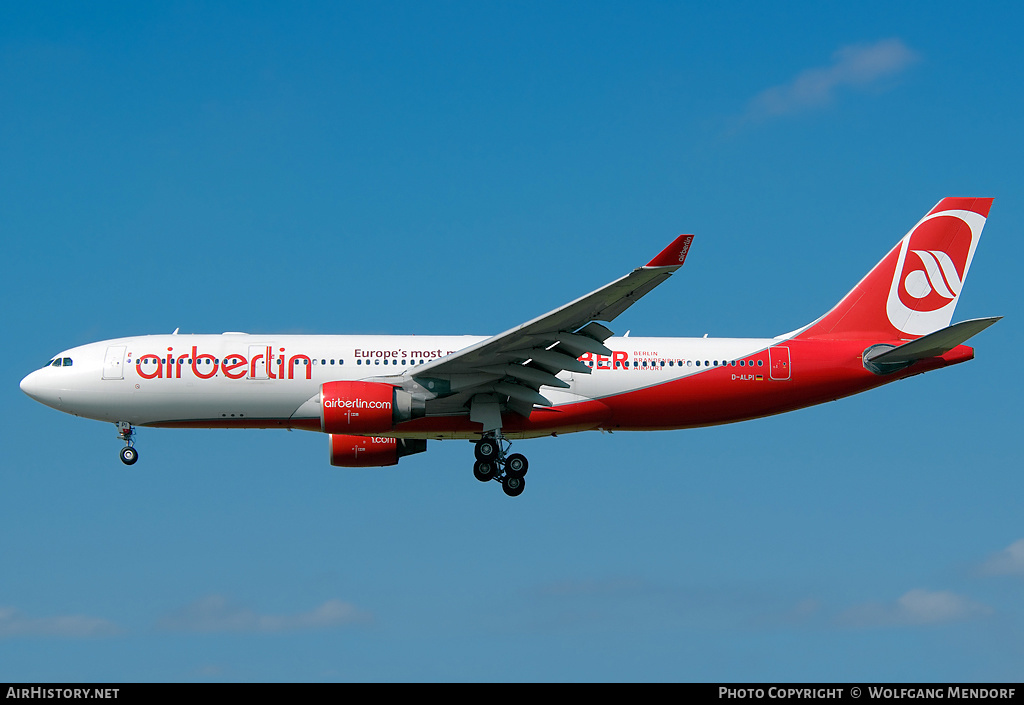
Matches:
[[20, 197, 1000, 498]]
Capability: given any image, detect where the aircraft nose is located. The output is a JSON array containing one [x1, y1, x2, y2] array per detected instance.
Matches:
[[21, 370, 39, 397], [20, 370, 54, 405]]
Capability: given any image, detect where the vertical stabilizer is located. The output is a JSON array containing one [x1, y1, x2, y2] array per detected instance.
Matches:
[[795, 198, 992, 341]]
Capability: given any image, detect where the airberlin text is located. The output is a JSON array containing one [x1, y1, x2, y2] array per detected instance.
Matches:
[[134, 346, 313, 381], [323, 398, 391, 410]]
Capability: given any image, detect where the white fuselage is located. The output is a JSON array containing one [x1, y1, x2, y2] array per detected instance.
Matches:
[[21, 332, 774, 432]]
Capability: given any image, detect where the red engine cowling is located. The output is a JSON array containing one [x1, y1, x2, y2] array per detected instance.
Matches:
[[320, 380, 424, 434], [329, 434, 428, 467]]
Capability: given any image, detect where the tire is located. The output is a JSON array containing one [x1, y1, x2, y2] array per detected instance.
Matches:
[[473, 460, 496, 482], [505, 453, 528, 478], [502, 474, 525, 497], [475, 439, 500, 462], [120, 446, 138, 466]]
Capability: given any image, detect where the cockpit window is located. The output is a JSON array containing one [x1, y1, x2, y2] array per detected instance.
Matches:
[[50, 358, 62, 367], [62, 358, 73, 367], [46, 357, 73, 368], [45, 358, 57, 368]]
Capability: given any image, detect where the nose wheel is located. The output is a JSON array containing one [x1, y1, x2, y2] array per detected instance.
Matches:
[[473, 436, 528, 497], [116, 422, 138, 465]]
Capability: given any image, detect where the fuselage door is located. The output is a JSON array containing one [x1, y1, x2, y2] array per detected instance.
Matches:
[[102, 346, 126, 380], [248, 344, 270, 380], [769, 345, 791, 381]]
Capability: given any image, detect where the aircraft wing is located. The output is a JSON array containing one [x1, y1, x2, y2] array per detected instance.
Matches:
[[406, 234, 694, 426]]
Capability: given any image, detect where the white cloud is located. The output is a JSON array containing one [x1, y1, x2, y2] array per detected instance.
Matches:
[[0, 607, 121, 638], [741, 38, 920, 122], [838, 589, 990, 628], [158, 595, 372, 633], [979, 539, 1024, 576]]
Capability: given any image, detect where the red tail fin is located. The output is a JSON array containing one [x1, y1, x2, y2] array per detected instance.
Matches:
[[795, 198, 992, 341]]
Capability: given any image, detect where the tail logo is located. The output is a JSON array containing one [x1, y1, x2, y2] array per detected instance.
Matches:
[[886, 209, 985, 336], [902, 249, 962, 310]]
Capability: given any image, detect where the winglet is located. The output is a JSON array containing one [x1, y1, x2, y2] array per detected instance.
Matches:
[[646, 234, 694, 268]]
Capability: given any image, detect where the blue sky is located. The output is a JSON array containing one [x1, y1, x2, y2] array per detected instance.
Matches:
[[2, 2, 1022, 682]]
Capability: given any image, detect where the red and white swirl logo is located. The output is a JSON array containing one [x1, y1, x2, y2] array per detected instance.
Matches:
[[903, 249, 961, 306], [886, 209, 984, 335]]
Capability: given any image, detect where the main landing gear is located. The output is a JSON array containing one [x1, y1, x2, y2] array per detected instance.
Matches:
[[116, 422, 138, 465], [472, 434, 528, 498]]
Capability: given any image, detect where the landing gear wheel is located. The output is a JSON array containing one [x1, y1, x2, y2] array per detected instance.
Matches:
[[505, 453, 528, 478], [473, 460, 497, 482], [475, 438, 501, 462], [116, 422, 138, 465], [502, 474, 525, 497]]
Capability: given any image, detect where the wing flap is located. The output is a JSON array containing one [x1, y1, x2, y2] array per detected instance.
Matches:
[[551, 332, 614, 357], [497, 347, 590, 374], [474, 364, 571, 389], [493, 381, 552, 407]]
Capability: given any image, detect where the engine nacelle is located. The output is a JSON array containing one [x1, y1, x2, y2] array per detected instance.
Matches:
[[329, 434, 427, 467], [320, 380, 425, 434]]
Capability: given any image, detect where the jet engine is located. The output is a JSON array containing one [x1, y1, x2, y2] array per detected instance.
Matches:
[[320, 380, 425, 434], [329, 434, 427, 467]]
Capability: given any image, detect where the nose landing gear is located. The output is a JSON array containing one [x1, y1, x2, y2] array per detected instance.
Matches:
[[116, 422, 138, 465], [473, 434, 528, 497]]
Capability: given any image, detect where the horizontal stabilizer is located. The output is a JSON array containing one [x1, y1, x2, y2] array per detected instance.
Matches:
[[865, 317, 1002, 365]]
